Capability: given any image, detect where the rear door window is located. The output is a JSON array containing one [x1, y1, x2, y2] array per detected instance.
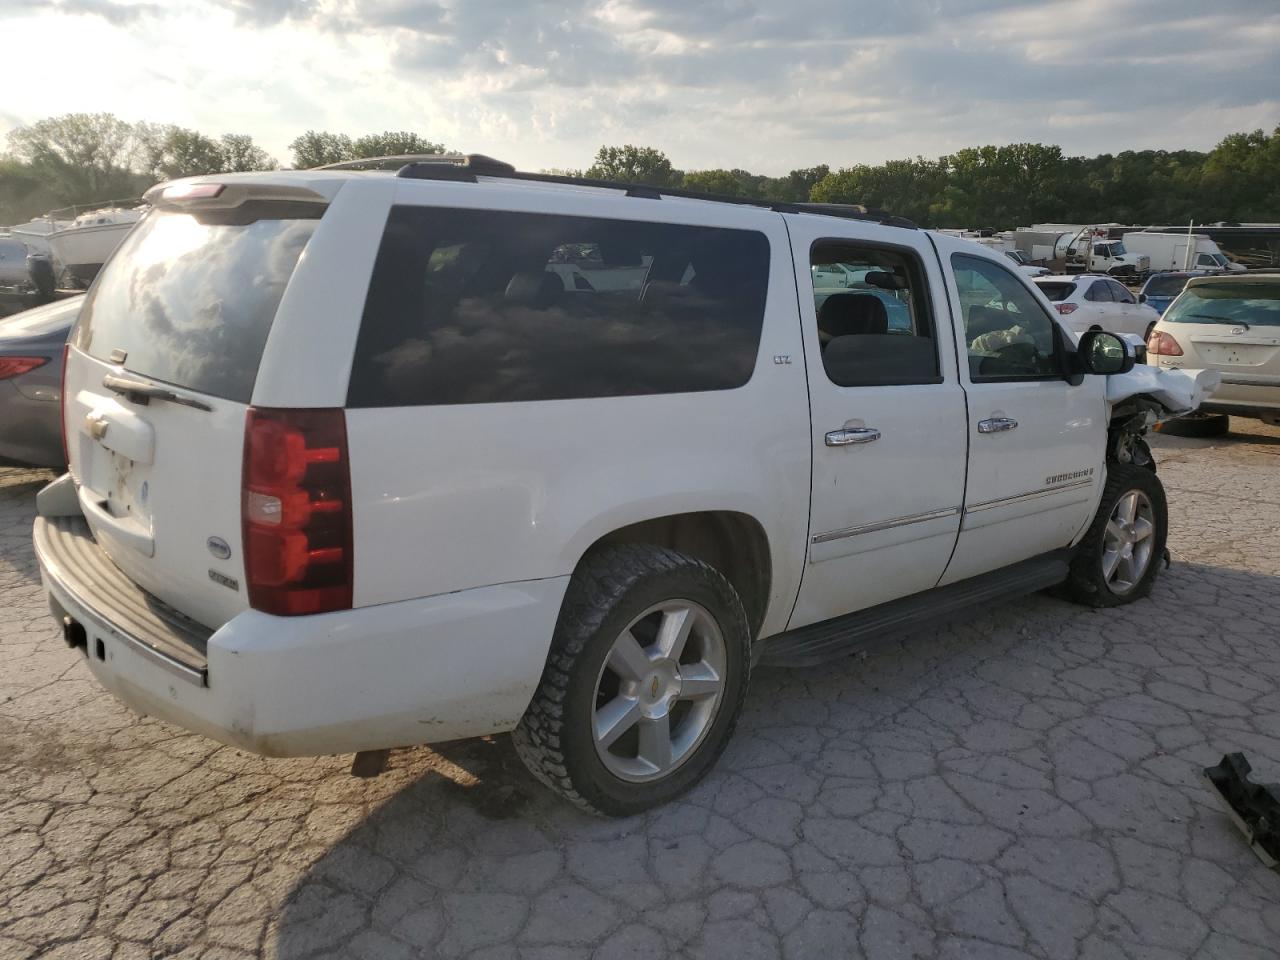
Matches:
[[1108, 280, 1135, 304], [1084, 281, 1112, 303], [809, 241, 939, 386], [347, 206, 771, 406], [72, 204, 322, 403]]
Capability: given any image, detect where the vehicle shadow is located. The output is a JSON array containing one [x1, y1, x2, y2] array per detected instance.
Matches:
[[271, 558, 1280, 958], [0, 468, 56, 585]]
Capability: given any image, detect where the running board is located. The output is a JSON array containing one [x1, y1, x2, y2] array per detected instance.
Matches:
[[760, 549, 1073, 667]]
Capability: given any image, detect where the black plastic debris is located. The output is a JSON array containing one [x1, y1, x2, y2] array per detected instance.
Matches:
[[1203, 753, 1280, 868]]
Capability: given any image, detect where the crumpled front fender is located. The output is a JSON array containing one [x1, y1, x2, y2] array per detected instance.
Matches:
[[1106, 365, 1221, 422]]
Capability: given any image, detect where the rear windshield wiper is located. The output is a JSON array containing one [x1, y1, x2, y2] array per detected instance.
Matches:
[[102, 374, 213, 411], [1185, 315, 1250, 329]]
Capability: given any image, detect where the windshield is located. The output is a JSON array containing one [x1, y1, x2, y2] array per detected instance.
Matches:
[[72, 204, 322, 402], [1143, 274, 1191, 298], [1034, 281, 1076, 302], [1005, 251, 1028, 265], [1163, 283, 1280, 327], [1211, 253, 1229, 268], [1111, 241, 1126, 256]]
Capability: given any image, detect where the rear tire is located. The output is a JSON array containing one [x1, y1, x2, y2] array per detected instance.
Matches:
[[1155, 413, 1230, 438], [1063, 464, 1167, 608], [514, 544, 750, 816]]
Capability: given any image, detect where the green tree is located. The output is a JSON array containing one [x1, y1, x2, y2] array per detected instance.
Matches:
[[352, 131, 446, 158], [220, 134, 276, 172], [682, 168, 753, 196], [1202, 127, 1280, 221], [811, 157, 947, 225], [159, 127, 225, 179], [7, 112, 139, 202], [289, 130, 355, 169], [586, 145, 680, 187]]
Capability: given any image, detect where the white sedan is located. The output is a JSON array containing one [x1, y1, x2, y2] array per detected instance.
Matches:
[[1034, 274, 1161, 340]]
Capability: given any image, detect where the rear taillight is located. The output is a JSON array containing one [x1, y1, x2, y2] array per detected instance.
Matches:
[[59, 343, 69, 466], [1147, 330, 1184, 357], [1054, 303, 1078, 315], [0, 356, 48, 379], [242, 408, 353, 616]]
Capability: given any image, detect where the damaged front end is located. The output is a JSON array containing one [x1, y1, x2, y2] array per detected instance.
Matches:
[[1105, 364, 1222, 468]]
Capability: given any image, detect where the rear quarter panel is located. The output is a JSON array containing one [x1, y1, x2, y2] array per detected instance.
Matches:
[[331, 184, 812, 637]]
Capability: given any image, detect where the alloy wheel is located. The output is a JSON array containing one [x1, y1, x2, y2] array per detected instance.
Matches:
[[591, 600, 727, 783]]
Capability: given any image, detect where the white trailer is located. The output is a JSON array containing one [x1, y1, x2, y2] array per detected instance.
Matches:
[[1121, 232, 1245, 272]]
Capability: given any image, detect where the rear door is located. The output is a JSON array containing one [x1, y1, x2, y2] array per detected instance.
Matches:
[[1081, 278, 1116, 329], [784, 216, 967, 629], [62, 180, 378, 629], [935, 239, 1105, 584]]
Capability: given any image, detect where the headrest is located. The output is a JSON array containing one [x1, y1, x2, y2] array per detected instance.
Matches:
[[817, 293, 889, 338], [966, 305, 1011, 339]]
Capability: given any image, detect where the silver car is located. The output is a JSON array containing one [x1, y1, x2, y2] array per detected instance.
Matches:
[[0, 296, 83, 468], [1147, 273, 1280, 435]]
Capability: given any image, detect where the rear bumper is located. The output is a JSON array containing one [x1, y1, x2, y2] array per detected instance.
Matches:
[[1202, 379, 1280, 417], [1200, 401, 1280, 420], [35, 510, 569, 756]]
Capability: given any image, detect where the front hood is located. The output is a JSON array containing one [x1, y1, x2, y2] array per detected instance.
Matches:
[[1107, 365, 1221, 420]]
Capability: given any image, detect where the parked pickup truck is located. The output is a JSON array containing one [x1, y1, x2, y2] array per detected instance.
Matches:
[[33, 159, 1216, 815]]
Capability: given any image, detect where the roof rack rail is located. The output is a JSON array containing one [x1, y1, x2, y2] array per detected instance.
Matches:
[[330, 152, 918, 228], [314, 153, 517, 176]]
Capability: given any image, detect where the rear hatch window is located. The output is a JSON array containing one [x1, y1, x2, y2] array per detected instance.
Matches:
[[1034, 281, 1076, 302], [72, 203, 322, 402], [63, 199, 324, 630], [1143, 275, 1190, 298], [1163, 283, 1280, 326]]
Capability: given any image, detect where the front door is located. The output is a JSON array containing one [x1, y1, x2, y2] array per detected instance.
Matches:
[[935, 239, 1107, 585], [785, 218, 968, 630]]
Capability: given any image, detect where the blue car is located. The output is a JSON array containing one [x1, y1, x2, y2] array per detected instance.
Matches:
[[0, 296, 82, 467], [1138, 271, 1213, 315]]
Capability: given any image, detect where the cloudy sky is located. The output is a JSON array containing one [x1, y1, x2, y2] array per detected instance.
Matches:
[[1, 0, 1277, 173]]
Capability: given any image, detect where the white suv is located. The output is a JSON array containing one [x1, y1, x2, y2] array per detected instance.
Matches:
[[34, 157, 1210, 815], [1035, 274, 1162, 340]]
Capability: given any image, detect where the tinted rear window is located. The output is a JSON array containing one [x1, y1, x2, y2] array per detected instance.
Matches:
[[1143, 274, 1190, 297], [1034, 281, 1076, 302], [1163, 284, 1280, 327], [347, 206, 770, 407], [72, 205, 322, 403]]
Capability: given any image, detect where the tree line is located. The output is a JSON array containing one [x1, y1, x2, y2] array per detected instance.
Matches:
[[3, 112, 1277, 229]]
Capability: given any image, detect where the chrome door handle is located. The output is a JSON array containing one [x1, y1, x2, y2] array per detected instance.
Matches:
[[977, 417, 1018, 434], [825, 427, 881, 446]]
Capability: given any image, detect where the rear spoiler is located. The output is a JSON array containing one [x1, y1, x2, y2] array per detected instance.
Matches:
[[143, 181, 328, 214]]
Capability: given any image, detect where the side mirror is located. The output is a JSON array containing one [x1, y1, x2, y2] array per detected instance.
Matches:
[[1138, 293, 1147, 304], [1079, 329, 1135, 376]]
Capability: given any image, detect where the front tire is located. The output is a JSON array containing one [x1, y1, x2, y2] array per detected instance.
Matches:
[[1063, 464, 1167, 607], [514, 544, 750, 816]]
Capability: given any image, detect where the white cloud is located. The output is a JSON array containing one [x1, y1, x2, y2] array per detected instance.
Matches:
[[0, 0, 1276, 172]]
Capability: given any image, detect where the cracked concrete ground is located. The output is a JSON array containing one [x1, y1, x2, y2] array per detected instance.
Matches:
[[2, 422, 1279, 960]]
